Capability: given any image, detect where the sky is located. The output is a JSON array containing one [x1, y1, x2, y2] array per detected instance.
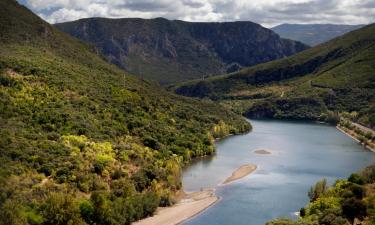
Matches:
[[17, 0, 375, 27]]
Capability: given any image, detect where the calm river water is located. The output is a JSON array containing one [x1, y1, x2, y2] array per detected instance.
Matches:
[[182, 119, 375, 225]]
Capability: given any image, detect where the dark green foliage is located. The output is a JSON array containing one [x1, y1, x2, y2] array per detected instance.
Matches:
[[79, 200, 94, 224], [342, 198, 366, 222], [299, 208, 305, 217], [318, 209, 347, 225]]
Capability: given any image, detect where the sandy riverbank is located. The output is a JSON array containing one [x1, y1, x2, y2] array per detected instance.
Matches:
[[133, 189, 218, 225], [223, 164, 257, 184]]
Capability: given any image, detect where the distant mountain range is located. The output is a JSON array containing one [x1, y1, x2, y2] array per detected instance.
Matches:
[[174, 24, 375, 128], [272, 23, 365, 46], [55, 18, 308, 84]]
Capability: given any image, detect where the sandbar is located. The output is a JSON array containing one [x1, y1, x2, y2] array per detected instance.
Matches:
[[223, 164, 257, 184]]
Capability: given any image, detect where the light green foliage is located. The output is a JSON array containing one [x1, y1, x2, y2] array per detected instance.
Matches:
[[306, 196, 341, 215], [41, 193, 85, 225], [308, 178, 328, 201]]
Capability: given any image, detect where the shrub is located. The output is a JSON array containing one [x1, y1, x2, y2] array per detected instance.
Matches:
[[41, 193, 84, 225], [342, 197, 366, 222], [348, 173, 365, 185], [308, 178, 328, 201]]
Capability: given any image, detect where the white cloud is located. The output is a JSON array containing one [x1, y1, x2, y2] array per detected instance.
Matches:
[[20, 0, 375, 27]]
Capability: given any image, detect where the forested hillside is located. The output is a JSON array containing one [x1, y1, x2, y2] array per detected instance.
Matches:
[[0, 1, 250, 224], [55, 18, 308, 84], [174, 24, 375, 128]]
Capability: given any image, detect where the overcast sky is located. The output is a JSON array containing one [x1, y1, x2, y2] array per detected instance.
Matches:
[[17, 0, 375, 27]]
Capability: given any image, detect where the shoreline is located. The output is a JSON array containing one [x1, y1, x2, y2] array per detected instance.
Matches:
[[136, 132, 252, 225], [134, 163, 257, 225], [336, 126, 375, 152], [133, 189, 218, 225]]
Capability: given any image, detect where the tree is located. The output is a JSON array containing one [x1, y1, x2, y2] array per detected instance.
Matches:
[[41, 193, 85, 225], [308, 178, 328, 201], [342, 198, 366, 222]]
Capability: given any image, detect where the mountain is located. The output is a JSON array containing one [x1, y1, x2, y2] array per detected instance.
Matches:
[[174, 23, 375, 128], [0, 1, 250, 224], [272, 23, 365, 46], [55, 18, 308, 84]]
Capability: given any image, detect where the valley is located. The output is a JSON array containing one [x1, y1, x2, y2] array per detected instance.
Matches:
[[1, 1, 374, 225]]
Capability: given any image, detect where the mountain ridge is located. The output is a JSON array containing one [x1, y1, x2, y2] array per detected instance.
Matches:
[[55, 17, 308, 84], [272, 23, 365, 46]]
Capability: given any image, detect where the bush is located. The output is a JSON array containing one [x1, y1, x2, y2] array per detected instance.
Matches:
[[342, 197, 366, 222], [79, 200, 94, 225], [41, 193, 84, 225], [348, 173, 365, 185], [308, 178, 328, 201]]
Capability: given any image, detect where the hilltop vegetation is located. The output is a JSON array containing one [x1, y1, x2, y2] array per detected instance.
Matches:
[[0, 1, 250, 224], [55, 18, 308, 84], [272, 24, 365, 46], [267, 164, 375, 225], [174, 24, 375, 128]]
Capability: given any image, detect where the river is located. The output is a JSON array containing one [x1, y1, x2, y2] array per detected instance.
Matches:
[[181, 119, 375, 225]]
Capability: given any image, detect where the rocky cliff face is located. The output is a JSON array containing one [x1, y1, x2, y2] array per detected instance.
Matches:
[[55, 18, 308, 84]]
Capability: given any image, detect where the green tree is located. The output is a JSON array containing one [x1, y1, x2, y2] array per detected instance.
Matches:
[[342, 197, 366, 222], [41, 193, 85, 225], [308, 178, 328, 201]]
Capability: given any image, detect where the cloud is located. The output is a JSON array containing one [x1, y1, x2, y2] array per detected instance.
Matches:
[[19, 0, 375, 27]]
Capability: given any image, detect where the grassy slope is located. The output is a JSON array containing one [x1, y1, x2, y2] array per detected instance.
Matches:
[[0, 1, 250, 224], [174, 24, 375, 128]]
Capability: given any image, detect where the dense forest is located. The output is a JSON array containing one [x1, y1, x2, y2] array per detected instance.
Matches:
[[267, 164, 375, 225], [0, 1, 250, 224]]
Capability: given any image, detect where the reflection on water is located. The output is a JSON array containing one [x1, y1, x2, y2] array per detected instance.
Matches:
[[182, 119, 375, 225]]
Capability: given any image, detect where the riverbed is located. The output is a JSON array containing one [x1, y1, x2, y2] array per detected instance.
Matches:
[[181, 119, 375, 225]]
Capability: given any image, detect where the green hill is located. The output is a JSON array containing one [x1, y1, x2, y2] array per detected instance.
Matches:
[[174, 24, 375, 128], [0, 1, 250, 224], [55, 18, 308, 84]]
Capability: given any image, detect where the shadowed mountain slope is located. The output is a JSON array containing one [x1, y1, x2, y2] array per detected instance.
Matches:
[[55, 18, 308, 84]]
